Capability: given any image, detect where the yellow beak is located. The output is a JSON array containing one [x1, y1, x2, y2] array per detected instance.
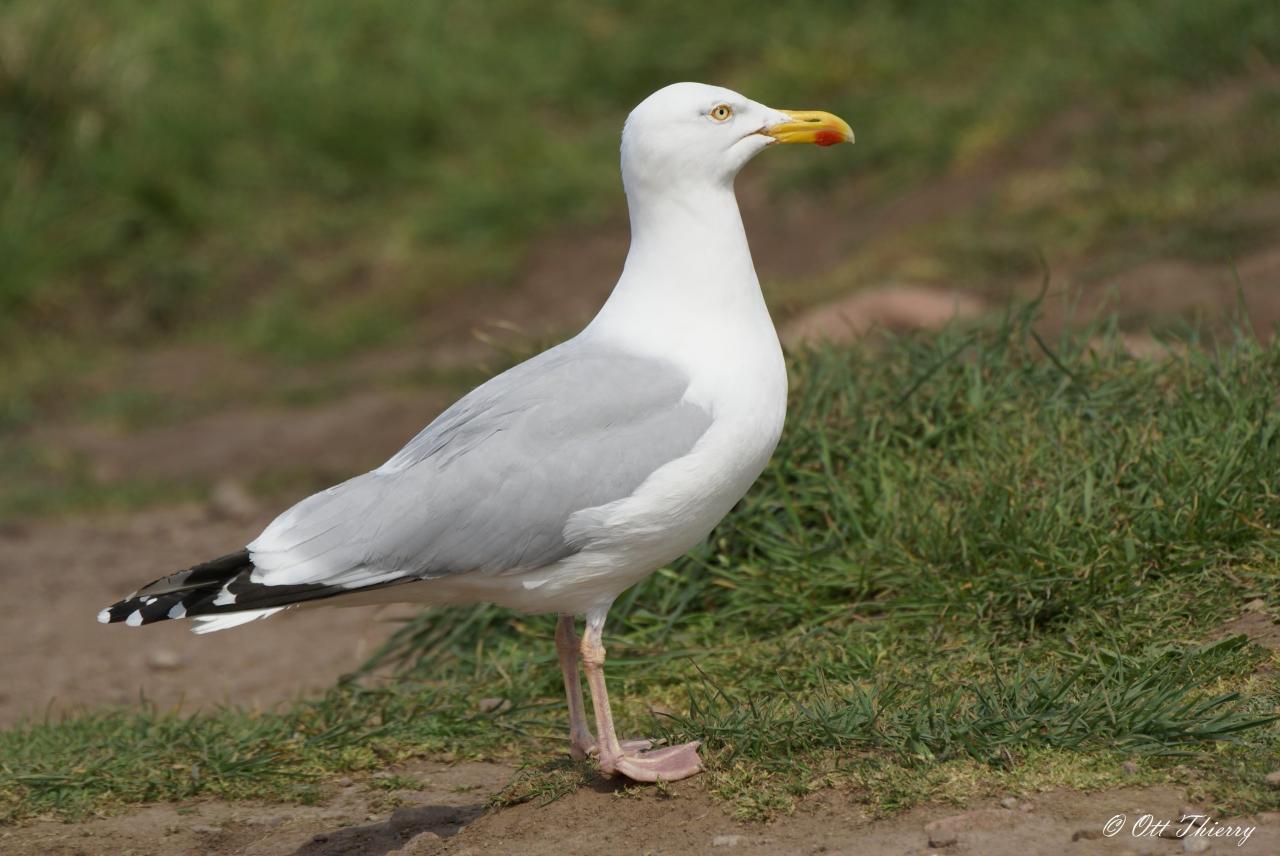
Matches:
[[763, 110, 855, 147]]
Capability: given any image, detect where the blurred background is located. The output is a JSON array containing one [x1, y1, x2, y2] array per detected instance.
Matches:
[[1, 0, 1278, 721]]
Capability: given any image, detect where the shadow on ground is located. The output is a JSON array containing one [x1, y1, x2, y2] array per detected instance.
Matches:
[[295, 801, 485, 856]]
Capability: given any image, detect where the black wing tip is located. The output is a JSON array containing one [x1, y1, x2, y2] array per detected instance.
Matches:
[[98, 591, 193, 627], [98, 548, 410, 629], [99, 549, 253, 628]]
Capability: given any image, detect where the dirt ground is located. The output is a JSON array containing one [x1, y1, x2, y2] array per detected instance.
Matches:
[[0, 506, 411, 725], [4, 760, 1278, 856]]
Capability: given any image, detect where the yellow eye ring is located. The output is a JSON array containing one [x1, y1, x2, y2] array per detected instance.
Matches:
[[709, 103, 733, 122]]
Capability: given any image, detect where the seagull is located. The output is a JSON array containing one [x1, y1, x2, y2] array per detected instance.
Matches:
[[99, 82, 853, 783]]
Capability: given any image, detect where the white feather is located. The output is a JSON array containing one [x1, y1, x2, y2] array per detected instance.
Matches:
[[191, 607, 285, 634]]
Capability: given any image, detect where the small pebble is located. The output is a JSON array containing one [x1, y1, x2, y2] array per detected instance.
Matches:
[[1122, 760, 1140, 775], [1179, 806, 1207, 826], [1264, 770, 1280, 789], [928, 830, 958, 848], [712, 834, 745, 847], [1000, 797, 1018, 810], [336, 777, 353, 787], [145, 649, 184, 671], [1018, 801, 1034, 813], [190, 825, 223, 836], [393, 831, 444, 855], [1242, 598, 1267, 612], [1182, 837, 1210, 853], [477, 697, 511, 714], [208, 479, 258, 519], [924, 809, 1014, 848]]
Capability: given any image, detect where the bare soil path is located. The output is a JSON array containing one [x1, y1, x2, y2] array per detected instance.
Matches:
[[0, 506, 406, 726], [4, 761, 1277, 855]]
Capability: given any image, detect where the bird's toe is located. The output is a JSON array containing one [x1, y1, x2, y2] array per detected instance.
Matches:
[[606, 740, 703, 783]]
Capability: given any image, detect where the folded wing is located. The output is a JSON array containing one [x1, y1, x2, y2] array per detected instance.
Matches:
[[246, 341, 713, 594]]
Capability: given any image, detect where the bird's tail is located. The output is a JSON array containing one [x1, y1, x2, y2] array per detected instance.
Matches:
[[97, 549, 404, 634]]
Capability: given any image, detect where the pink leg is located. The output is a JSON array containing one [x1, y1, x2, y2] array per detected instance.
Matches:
[[555, 614, 595, 760], [579, 608, 702, 783], [556, 614, 650, 761]]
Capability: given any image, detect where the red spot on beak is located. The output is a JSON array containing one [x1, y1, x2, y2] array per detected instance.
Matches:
[[814, 130, 843, 147]]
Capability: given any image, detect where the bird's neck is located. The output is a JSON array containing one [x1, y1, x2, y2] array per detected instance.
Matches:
[[587, 182, 773, 351], [625, 181, 755, 281]]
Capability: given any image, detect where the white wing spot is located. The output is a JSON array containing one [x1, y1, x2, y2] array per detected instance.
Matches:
[[168, 602, 187, 620], [97, 608, 111, 624], [125, 610, 144, 627]]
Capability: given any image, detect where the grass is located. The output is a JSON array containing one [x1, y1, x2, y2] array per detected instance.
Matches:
[[3, 314, 1278, 823], [3, 1, 1279, 362]]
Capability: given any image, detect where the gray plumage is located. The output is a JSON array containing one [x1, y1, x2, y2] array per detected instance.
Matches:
[[246, 340, 713, 590]]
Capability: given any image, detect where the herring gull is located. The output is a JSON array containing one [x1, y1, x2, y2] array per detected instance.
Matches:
[[100, 82, 853, 782]]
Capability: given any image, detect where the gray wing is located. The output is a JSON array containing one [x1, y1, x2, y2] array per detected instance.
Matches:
[[246, 340, 712, 587]]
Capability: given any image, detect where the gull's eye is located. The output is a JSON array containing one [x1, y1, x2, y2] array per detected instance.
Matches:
[[709, 103, 733, 123]]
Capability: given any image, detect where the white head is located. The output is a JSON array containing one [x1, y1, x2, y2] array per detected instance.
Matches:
[[620, 82, 853, 198]]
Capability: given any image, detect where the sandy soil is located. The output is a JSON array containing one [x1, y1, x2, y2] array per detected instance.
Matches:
[[5, 760, 1278, 856]]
